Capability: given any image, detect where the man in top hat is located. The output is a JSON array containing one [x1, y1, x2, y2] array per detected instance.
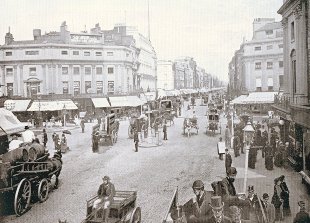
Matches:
[[183, 180, 212, 223], [221, 167, 251, 217], [207, 196, 230, 223], [133, 128, 139, 152], [22, 125, 35, 143], [243, 185, 259, 222], [225, 149, 232, 174], [93, 176, 115, 222], [260, 193, 275, 223], [293, 201, 310, 223]]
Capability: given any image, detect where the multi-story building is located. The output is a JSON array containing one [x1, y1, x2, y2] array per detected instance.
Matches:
[[157, 60, 175, 90], [174, 57, 197, 89], [241, 18, 284, 92], [173, 61, 186, 89], [0, 22, 157, 99], [228, 46, 244, 98], [274, 0, 310, 185]]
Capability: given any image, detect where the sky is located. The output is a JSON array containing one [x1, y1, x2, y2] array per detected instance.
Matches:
[[0, 0, 283, 82]]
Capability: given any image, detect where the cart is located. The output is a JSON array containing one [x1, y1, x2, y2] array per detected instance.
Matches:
[[83, 190, 141, 223], [182, 117, 199, 137], [206, 108, 221, 136], [0, 152, 62, 216]]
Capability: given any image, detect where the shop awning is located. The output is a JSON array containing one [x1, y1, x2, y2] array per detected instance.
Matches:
[[0, 108, 25, 136], [27, 99, 78, 111], [109, 96, 144, 107], [91, 98, 110, 108], [242, 92, 278, 104], [4, 100, 31, 112], [230, 95, 248, 105]]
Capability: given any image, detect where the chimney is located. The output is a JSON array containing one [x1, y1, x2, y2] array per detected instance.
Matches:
[[33, 29, 41, 40], [5, 27, 14, 45]]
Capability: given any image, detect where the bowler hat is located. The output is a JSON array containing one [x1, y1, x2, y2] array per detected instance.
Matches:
[[102, 176, 110, 181], [227, 167, 237, 176], [262, 193, 269, 199], [210, 196, 224, 210], [248, 185, 254, 192], [192, 180, 204, 189], [298, 201, 306, 210]]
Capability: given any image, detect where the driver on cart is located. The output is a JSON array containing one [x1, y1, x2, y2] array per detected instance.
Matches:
[[93, 176, 116, 222]]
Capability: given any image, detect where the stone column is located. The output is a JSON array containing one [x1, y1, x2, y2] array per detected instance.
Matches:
[[19, 65, 24, 96], [281, 18, 289, 95], [69, 65, 73, 95], [48, 65, 53, 94], [0, 65, 5, 96], [57, 65, 62, 94], [80, 65, 85, 94], [13, 65, 18, 95], [91, 65, 96, 92]]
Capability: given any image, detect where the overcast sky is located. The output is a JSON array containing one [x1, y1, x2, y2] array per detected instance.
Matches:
[[0, 0, 283, 82]]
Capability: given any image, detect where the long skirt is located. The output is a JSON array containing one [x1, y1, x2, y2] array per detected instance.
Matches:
[[265, 155, 274, 170]]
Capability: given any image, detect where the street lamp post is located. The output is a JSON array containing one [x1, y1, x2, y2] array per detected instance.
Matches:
[[243, 121, 255, 193]]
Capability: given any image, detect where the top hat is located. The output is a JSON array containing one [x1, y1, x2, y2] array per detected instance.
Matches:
[[248, 185, 254, 192], [227, 167, 237, 176], [210, 196, 224, 210], [102, 176, 110, 181], [278, 175, 285, 182]]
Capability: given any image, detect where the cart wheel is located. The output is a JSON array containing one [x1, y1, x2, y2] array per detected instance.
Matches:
[[129, 207, 141, 223], [37, 178, 49, 202], [14, 178, 32, 216]]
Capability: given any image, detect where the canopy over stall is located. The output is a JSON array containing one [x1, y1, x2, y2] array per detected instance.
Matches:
[[242, 92, 278, 104], [4, 100, 31, 112], [91, 98, 110, 108], [0, 108, 25, 136], [27, 99, 78, 111], [109, 96, 144, 107], [230, 95, 248, 105]]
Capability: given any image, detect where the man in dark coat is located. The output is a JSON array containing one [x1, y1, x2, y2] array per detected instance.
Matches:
[[183, 180, 212, 223], [261, 130, 268, 158], [43, 128, 48, 147], [265, 143, 274, 170], [248, 142, 257, 169], [207, 196, 231, 223], [133, 129, 139, 152], [80, 118, 85, 133], [233, 134, 240, 157], [243, 185, 260, 222], [225, 149, 232, 174], [163, 122, 168, 140], [293, 201, 310, 223]]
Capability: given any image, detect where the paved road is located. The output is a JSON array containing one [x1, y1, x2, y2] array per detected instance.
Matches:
[[1, 99, 309, 223]]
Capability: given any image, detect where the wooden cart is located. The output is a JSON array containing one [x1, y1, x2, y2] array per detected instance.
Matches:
[[206, 108, 221, 136], [83, 190, 141, 223]]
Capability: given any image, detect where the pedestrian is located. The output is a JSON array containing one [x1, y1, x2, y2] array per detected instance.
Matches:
[[52, 132, 61, 151], [183, 180, 212, 222], [163, 122, 168, 140], [260, 193, 276, 223], [224, 125, 231, 149], [218, 137, 225, 160], [278, 175, 291, 217], [133, 129, 139, 152], [43, 128, 48, 147], [244, 185, 259, 222], [80, 118, 85, 133], [274, 141, 284, 168], [271, 177, 283, 222], [293, 201, 310, 223], [92, 130, 100, 153], [261, 130, 268, 158], [61, 133, 67, 152], [233, 134, 240, 157], [265, 143, 274, 170], [229, 205, 251, 223], [225, 149, 232, 174], [207, 196, 231, 223], [248, 142, 257, 169]]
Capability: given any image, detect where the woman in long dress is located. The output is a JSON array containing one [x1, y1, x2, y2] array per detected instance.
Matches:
[[271, 177, 283, 221], [279, 175, 291, 218]]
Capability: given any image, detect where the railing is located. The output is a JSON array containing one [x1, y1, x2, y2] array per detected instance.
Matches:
[[274, 94, 291, 111]]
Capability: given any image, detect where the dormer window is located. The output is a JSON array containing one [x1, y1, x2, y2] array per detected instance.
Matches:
[[266, 30, 273, 35]]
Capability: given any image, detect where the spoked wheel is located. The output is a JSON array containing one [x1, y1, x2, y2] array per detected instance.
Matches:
[[37, 178, 49, 202], [129, 207, 141, 223], [14, 178, 32, 216]]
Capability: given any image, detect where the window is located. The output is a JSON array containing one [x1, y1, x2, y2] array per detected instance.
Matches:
[[108, 67, 114, 74], [95, 52, 102, 56], [267, 62, 273, 69], [278, 44, 283, 49], [255, 62, 261, 70], [279, 75, 284, 89], [266, 30, 273, 35], [73, 67, 80, 75], [25, 50, 39, 55], [62, 67, 68, 75], [7, 83, 13, 97], [85, 81, 92, 93], [279, 61, 283, 68], [96, 67, 103, 75], [63, 82, 69, 94], [267, 45, 273, 50], [96, 81, 103, 94], [108, 81, 114, 93], [254, 46, 261, 51], [85, 67, 91, 75], [29, 67, 36, 76], [73, 81, 80, 95], [84, 51, 90, 56], [73, 51, 79, 55], [256, 78, 262, 92], [267, 77, 273, 88], [107, 52, 114, 56], [292, 59, 297, 93], [5, 52, 12, 56], [6, 68, 13, 75], [61, 50, 68, 55], [291, 22, 295, 41], [256, 87, 262, 92]]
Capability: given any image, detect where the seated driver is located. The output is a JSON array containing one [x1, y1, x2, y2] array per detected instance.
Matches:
[[93, 176, 115, 221]]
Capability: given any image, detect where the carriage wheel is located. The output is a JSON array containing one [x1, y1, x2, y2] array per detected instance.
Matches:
[[37, 178, 49, 202], [129, 207, 141, 223], [14, 178, 32, 216]]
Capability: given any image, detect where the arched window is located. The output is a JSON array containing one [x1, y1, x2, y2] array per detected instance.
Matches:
[[290, 50, 296, 93]]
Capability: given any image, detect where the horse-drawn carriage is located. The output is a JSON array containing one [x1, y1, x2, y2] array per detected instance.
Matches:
[[92, 114, 120, 149], [183, 116, 199, 137], [83, 191, 141, 223], [0, 144, 62, 216], [206, 108, 221, 136]]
